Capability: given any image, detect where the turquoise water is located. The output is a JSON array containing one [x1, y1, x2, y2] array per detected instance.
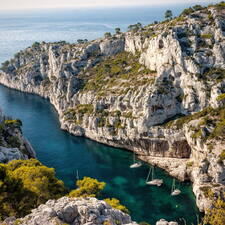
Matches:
[[0, 84, 199, 224]]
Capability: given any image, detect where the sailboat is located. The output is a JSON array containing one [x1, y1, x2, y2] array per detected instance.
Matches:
[[171, 178, 181, 196], [146, 166, 163, 186], [130, 152, 142, 168]]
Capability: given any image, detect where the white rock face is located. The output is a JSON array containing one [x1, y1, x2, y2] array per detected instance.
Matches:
[[8, 197, 138, 225], [0, 146, 28, 163], [0, 112, 36, 163], [0, 5, 224, 214]]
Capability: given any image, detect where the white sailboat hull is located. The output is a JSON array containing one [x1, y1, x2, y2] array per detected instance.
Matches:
[[146, 179, 163, 186], [171, 189, 181, 196], [130, 162, 142, 168]]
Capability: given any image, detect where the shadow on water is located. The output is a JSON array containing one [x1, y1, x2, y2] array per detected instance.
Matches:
[[0, 85, 199, 224]]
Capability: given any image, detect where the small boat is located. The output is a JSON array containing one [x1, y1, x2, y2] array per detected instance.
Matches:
[[146, 166, 163, 186], [130, 152, 142, 168], [171, 178, 181, 196]]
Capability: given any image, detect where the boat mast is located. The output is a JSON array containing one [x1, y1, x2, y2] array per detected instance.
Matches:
[[171, 178, 175, 192], [152, 166, 154, 180], [76, 170, 79, 180], [146, 167, 152, 182]]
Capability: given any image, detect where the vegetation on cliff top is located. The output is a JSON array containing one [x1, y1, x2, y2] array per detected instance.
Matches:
[[0, 159, 128, 221], [0, 118, 23, 149], [0, 159, 66, 220], [165, 106, 225, 141], [80, 51, 156, 97]]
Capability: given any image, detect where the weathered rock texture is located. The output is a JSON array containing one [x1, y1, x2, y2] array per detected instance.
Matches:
[[3, 197, 138, 225], [0, 4, 224, 213], [0, 110, 35, 163]]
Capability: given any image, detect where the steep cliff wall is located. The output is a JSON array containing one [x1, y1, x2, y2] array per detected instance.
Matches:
[[0, 4, 224, 213], [0, 110, 35, 163]]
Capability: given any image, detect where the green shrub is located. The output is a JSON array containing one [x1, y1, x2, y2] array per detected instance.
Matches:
[[201, 33, 213, 39], [0, 159, 66, 220], [4, 119, 22, 127], [203, 192, 225, 225], [7, 136, 20, 148], [217, 93, 225, 101], [219, 150, 225, 162], [104, 198, 129, 214], [69, 177, 105, 198]]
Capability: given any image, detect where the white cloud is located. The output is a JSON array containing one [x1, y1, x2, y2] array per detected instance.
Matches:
[[0, 0, 219, 10]]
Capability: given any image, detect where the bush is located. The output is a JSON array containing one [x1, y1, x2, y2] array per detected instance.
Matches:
[[217, 93, 225, 101], [203, 193, 225, 225], [7, 136, 21, 148], [201, 33, 213, 39], [104, 32, 112, 38], [104, 198, 129, 214], [69, 177, 105, 198], [181, 7, 194, 16], [0, 159, 66, 220], [4, 119, 22, 127]]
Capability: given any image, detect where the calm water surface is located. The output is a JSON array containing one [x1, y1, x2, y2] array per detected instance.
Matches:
[[0, 4, 206, 224]]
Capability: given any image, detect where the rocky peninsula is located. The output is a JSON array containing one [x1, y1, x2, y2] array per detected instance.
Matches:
[[0, 2, 224, 218]]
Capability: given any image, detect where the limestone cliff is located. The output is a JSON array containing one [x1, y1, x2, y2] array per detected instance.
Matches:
[[3, 197, 138, 225], [0, 110, 35, 163], [0, 3, 224, 213]]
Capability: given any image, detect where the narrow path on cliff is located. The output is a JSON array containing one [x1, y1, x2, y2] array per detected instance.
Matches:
[[0, 84, 199, 224]]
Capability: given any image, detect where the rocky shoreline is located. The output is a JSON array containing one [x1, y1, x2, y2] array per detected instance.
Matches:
[[0, 3, 224, 215]]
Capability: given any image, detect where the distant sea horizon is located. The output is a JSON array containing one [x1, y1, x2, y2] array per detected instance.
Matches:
[[0, 1, 218, 63]]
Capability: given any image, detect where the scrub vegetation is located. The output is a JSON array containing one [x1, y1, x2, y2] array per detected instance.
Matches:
[[0, 159, 128, 221]]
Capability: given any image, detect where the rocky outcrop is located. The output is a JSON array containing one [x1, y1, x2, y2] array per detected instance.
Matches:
[[0, 110, 35, 163], [3, 197, 138, 225], [0, 3, 224, 213]]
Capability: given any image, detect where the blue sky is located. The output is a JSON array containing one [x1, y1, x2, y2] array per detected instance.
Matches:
[[0, 0, 220, 9]]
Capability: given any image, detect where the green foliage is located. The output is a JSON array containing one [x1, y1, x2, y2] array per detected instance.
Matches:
[[203, 193, 225, 225], [219, 150, 225, 162], [32, 42, 40, 49], [215, 1, 225, 9], [181, 7, 194, 16], [165, 10, 173, 20], [127, 23, 142, 32], [4, 119, 22, 127], [200, 68, 225, 82], [104, 32, 112, 38], [200, 186, 213, 198], [186, 161, 194, 167], [0, 159, 66, 220], [115, 28, 121, 34], [81, 51, 155, 97], [217, 93, 225, 102], [7, 136, 20, 148], [77, 39, 88, 44], [104, 198, 129, 214], [69, 177, 105, 198], [165, 106, 225, 142], [193, 5, 204, 11], [201, 33, 213, 39], [0, 60, 10, 71]]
